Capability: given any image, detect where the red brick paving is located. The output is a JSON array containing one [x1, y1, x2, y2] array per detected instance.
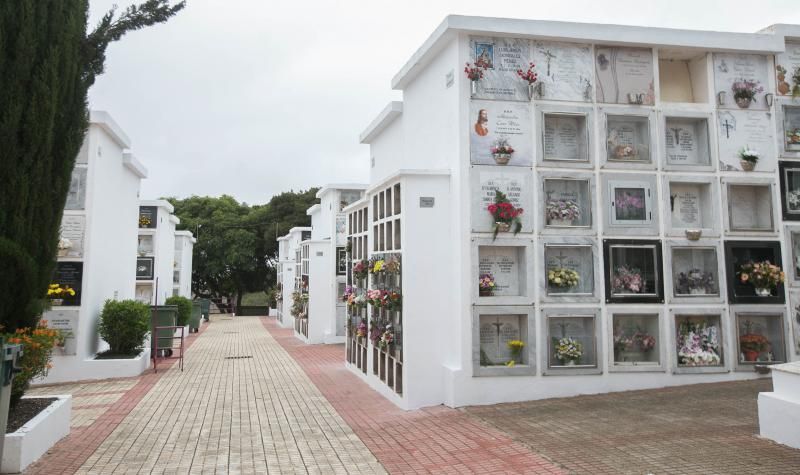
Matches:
[[25, 321, 209, 475], [261, 317, 565, 474]]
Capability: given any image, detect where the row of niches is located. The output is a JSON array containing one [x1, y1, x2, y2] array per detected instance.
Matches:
[[468, 37, 800, 109], [475, 239, 787, 305], [472, 170, 779, 236], [474, 307, 795, 376], [470, 100, 788, 172]]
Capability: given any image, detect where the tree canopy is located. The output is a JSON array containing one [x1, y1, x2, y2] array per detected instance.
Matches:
[[0, 0, 184, 331]]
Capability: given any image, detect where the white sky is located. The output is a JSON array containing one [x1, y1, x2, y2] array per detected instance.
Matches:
[[88, 0, 800, 204]]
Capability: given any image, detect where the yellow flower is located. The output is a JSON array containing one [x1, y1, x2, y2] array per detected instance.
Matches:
[[506, 360, 516, 367], [373, 260, 384, 272]]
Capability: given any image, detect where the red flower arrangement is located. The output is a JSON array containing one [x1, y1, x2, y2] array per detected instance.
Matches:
[[516, 62, 538, 84], [487, 190, 523, 239], [464, 62, 486, 81]]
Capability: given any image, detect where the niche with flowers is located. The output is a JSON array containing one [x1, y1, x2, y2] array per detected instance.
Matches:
[[724, 241, 784, 304], [603, 239, 664, 304], [473, 306, 535, 377], [603, 175, 658, 235], [735, 311, 787, 369], [609, 311, 664, 372]]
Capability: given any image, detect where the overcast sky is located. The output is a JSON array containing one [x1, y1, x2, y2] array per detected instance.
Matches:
[[88, 0, 800, 205]]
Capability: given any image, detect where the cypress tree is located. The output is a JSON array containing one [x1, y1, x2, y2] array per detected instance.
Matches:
[[0, 1, 185, 331]]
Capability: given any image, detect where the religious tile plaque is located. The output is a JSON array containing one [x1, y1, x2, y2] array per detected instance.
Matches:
[[724, 240, 784, 304], [726, 184, 773, 231], [608, 180, 653, 227], [782, 105, 800, 153], [469, 101, 532, 166], [532, 41, 593, 102], [787, 289, 800, 356], [717, 110, 776, 171], [53, 261, 82, 306], [713, 53, 770, 110], [605, 115, 652, 163], [776, 41, 800, 97], [479, 314, 523, 366], [64, 166, 88, 210], [543, 113, 589, 162], [671, 247, 719, 297], [478, 246, 522, 297], [135, 283, 153, 304], [544, 245, 593, 295], [603, 239, 663, 303], [668, 182, 711, 231], [58, 215, 85, 258], [136, 257, 154, 280], [611, 313, 660, 366], [595, 47, 654, 105], [471, 167, 532, 233], [45, 308, 78, 355], [470, 37, 530, 102], [138, 206, 158, 229], [735, 312, 786, 365], [543, 178, 591, 227], [664, 116, 711, 167], [547, 315, 597, 368], [674, 314, 724, 368], [780, 161, 800, 221]]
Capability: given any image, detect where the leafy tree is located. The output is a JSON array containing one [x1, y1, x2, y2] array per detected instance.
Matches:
[[0, 0, 184, 331]]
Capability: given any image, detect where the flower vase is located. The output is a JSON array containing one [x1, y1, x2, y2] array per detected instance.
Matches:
[[51, 299, 64, 306], [740, 160, 756, 171], [492, 153, 512, 165], [743, 349, 760, 362], [685, 229, 702, 241], [689, 288, 707, 295], [549, 218, 573, 227], [495, 222, 511, 233], [479, 289, 494, 297], [565, 360, 577, 367], [57, 248, 68, 258], [735, 97, 752, 109], [755, 287, 772, 297], [471, 79, 479, 96], [527, 82, 537, 101], [620, 350, 643, 363]]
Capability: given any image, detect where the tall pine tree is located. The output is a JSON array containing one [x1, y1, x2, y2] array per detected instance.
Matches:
[[0, 1, 184, 331]]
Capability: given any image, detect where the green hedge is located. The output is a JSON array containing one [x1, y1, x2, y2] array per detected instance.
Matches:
[[165, 295, 192, 326], [98, 300, 150, 356]]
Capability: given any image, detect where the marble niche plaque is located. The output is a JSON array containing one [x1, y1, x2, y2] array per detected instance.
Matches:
[[64, 166, 88, 210], [532, 41, 593, 102], [713, 53, 770, 110], [788, 289, 800, 355], [470, 101, 532, 166], [135, 284, 153, 304], [669, 183, 709, 230], [776, 41, 800, 97], [479, 246, 522, 296], [728, 184, 773, 231], [59, 215, 85, 258], [545, 245, 593, 295], [717, 110, 776, 171], [664, 117, 711, 167], [335, 215, 347, 245], [471, 168, 532, 232], [479, 314, 522, 365], [543, 113, 588, 162], [470, 37, 530, 101], [45, 308, 78, 355], [606, 115, 651, 163], [595, 47, 654, 105], [53, 261, 82, 305]]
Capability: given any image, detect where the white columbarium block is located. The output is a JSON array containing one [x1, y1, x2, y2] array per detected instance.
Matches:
[[759, 362, 800, 450]]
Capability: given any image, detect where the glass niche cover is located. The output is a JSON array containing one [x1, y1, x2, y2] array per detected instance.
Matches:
[[606, 115, 651, 163], [726, 184, 773, 232], [479, 314, 527, 367], [609, 181, 653, 226], [543, 113, 589, 162], [737, 313, 786, 364], [548, 315, 597, 368], [664, 117, 711, 167], [725, 241, 784, 303], [605, 241, 663, 302], [544, 245, 593, 296], [543, 178, 591, 227], [779, 161, 800, 221], [783, 105, 800, 153], [612, 313, 660, 366], [671, 247, 719, 297], [675, 314, 724, 367]]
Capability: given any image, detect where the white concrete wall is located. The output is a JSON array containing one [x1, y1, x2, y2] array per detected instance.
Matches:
[[173, 232, 194, 298], [305, 240, 331, 344]]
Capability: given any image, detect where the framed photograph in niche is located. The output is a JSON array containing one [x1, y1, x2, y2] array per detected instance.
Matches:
[[670, 246, 721, 302], [664, 177, 718, 237], [595, 47, 654, 105], [779, 161, 800, 221], [470, 166, 533, 234], [603, 239, 664, 304], [604, 176, 658, 234], [472, 306, 535, 377], [469, 101, 533, 167], [543, 244, 593, 297], [601, 110, 656, 169], [136, 257, 154, 281], [469, 36, 531, 102], [472, 237, 534, 306], [543, 310, 601, 375], [661, 113, 713, 170], [671, 310, 726, 374], [336, 247, 347, 275], [717, 110, 776, 172], [721, 179, 775, 233], [734, 311, 787, 369], [724, 240, 784, 304], [786, 289, 800, 356], [543, 177, 592, 229], [608, 310, 664, 372]]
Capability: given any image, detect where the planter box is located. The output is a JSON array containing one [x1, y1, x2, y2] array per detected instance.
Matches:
[[2, 395, 71, 473], [89, 347, 151, 379], [758, 362, 800, 449]]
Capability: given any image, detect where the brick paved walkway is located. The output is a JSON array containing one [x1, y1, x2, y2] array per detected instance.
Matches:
[[465, 379, 800, 475], [261, 317, 564, 474]]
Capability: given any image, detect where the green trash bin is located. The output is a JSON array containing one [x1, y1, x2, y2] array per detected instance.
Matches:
[[151, 305, 178, 357], [200, 299, 211, 321], [0, 338, 23, 459], [189, 301, 202, 333]]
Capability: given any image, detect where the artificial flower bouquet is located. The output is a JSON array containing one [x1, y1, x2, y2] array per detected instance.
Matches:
[[731, 78, 763, 107], [478, 273, 496, 296], [739, 261, 784, 295], [464, 62, 485, 81], [611, 265, 644, 294], [138, 215, 151, 228], [738, 147, 760, 164], [47, 283, 76, 300], [516, 63, 538, 84], [507, 339, 525, 365], [546, 199, 581, 225], [547, 268, 579, 289], [675, 269, 715, 295], [677, 319, 721, 366], [355, 321, 368, 339], [490, 138, 515, 164], [352, 260, 369, 281], [487, 190, 523, 239], [554, 336, 583, 365]]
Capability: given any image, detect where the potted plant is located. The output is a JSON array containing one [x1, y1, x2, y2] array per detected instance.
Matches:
[[777, 65, 791, 95], [47, 283, 76, 306], [554, 336, 583, 366], [507, 339, 525, 366], [516, 62, 538, 100], [731, 78, 763, 108], [487, 190, 523, 239], [677, 318, 721, 366], [546, 199, 581, 226], [478, 273, 496, 296], [547, 267, 580, 290], [464, 62, 485, 95], [138, 214, 151, 228], [611, 265, 644, 294], [739, 260, 785, 297], [739, 333, 769, 362], [490, 138, 515, 165], [738, 147, 759, 171], [675, 269, 715, 296]]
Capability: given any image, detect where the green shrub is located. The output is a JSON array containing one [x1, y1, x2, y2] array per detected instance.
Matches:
[[98, 300, 150, 356], [165, 296, 192, 326], [4, 324, 61, 408]]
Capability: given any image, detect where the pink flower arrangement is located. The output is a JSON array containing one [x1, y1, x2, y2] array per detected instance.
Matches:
[[739, 261, 785, 290], [352, 260, 368, 281], [356, 321, 367, 338], [516, 62, 538, 84], [464, 62, 486, 81], [612, 265, 644, 294], [490, 138, 514, 155], [731, 78, 764, 100]]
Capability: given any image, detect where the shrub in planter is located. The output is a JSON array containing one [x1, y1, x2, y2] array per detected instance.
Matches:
[[165, 296, 192, 326], [98, 300, 150, 357], [4, 324, 61, 408]]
